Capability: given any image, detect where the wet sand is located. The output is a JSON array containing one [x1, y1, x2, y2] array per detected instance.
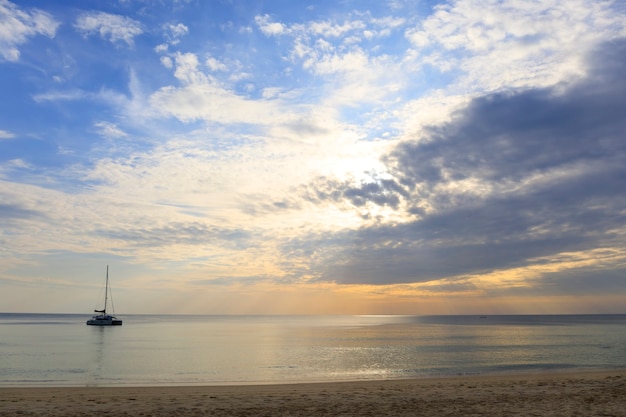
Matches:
[[1, 371, 625, 416]]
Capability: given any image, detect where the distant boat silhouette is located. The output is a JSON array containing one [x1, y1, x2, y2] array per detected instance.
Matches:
[[86, 265, 122, 326]]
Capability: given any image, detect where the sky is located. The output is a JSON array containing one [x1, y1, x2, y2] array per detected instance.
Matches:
[[1, 0, 626, 315]]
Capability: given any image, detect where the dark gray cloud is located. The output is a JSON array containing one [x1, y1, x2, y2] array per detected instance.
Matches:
[[299, 39, 626, 288], [303, 175, 408, 211]]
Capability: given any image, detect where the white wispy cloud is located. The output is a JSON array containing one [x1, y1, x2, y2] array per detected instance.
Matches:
[[306, 19, 366, 37], [0, 158, 29, 173], [168, 23, 188, 39], [74, 11, 143, 46], [149, 51, 291, 125], [253, 12, 409, 124], [0, 0, 59, 61], [155, 22, 189, 51], [255, 14, 287, 36], [94, 121, 127, 138], [205, 56, 228, 72], [405, 0, 626, 92], [0, 129, 15, 139], [32, 89, 89, 102]]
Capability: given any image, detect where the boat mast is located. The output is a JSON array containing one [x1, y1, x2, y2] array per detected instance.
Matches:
[[104, 265, 109, 315]]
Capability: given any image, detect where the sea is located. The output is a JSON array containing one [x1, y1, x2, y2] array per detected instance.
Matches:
[[1, 314, 625, 387]]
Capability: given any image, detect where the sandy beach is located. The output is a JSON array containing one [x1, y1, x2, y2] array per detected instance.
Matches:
[[1, 371, 625, 416]]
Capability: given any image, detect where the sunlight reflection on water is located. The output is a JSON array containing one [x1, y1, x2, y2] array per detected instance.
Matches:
[[1, 314, 625, 386]]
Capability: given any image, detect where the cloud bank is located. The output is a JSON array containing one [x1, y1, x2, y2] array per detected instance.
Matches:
[[299, 39, 626, 296]]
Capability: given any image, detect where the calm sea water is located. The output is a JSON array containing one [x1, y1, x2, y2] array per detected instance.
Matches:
[[1, 314, 625, 387]]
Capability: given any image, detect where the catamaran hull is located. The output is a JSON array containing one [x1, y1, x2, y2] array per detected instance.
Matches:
[[86, 320, 122, 326], [86, 316, 123, 326]]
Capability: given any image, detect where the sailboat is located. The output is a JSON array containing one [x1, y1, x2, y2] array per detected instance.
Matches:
[[86, 265, 122, 326]]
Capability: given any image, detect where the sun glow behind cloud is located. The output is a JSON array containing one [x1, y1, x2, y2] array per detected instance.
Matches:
[[0, 0, 625, 314]]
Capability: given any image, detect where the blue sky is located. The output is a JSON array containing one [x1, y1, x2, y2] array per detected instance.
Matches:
[[1, 0, 626, 314]]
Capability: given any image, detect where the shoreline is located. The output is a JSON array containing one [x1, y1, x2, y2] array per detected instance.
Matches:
[[0, 366, 621, 389], [2, 370, 625, 416]]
